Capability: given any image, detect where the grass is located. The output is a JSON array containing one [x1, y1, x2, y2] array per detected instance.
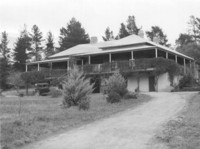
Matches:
[[0, 92, 150, 149], [155, 93, 200, 149]]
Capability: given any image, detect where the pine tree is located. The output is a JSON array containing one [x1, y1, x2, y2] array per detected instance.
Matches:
[[126, 16, 140, 35], [59, 17, 90, 51], [118, 23, 130, 39], [0, 58, 9, 90], [188, 16, 200, 42], [30, 25, 44, 61], [13, 27, 32, 71], [102, 27, 114, 41], [0, 31, 10, 90], [45, 31, 54, 59], [0, 31, 10, 62]]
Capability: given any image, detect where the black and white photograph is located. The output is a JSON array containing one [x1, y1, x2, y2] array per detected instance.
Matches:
[[0, 0, 200, 148]]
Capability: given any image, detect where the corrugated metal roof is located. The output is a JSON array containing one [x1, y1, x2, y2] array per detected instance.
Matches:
[[48, 34, 194, 60], [28, 57, 69, 64]]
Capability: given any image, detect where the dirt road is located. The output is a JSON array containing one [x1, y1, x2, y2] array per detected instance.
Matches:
[[24, 92, 194, 149]]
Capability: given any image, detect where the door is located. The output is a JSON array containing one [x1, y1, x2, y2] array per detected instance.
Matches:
[[149, 76, 155, 92]]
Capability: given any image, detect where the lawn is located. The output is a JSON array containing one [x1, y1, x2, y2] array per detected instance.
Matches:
[[0, 92, 150, 149], [154, 93, 200, 149]]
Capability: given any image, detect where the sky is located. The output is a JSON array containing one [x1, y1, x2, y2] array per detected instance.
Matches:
[[0, 0, 200, 48]]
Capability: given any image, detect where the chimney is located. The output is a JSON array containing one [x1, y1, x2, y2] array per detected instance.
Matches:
[[138, 30, 144, 38], [153, 37, 160, 44], [90, 36, 98, 44]]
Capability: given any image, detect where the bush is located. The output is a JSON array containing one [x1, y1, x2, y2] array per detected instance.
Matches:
[[104, 72, 127, 97], [178, 75, 195, 89], [106, 92, 121, 103], [78, 99, 90, 110], [21, 71, 46, 95], [62, 67, 94, 110], [124, 92, 138, 100], [50, 87, 62, 98]]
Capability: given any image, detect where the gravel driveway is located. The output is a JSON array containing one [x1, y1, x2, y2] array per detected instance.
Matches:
[[24, 92, 194, 149]]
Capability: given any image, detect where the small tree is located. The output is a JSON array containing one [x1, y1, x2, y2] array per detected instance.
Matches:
[[104, 72, 127, 103], [62, 67, 94, 110], [21, 71, 45, 95]]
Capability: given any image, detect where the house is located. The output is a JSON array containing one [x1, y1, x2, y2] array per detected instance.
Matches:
[[26, 34, 199, 92]]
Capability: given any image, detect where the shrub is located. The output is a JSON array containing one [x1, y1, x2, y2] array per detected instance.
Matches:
[[178, 75, 195, 89], [104, 72, 127, 97], [62, 67, 94, 110], [124, 92, 138, 100], [78, 98, 90, 110], [106, 92, 121, 103], [21, 71, 46, 95], [50, 87, 62, 98]]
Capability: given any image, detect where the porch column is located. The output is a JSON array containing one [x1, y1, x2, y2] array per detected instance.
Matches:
[[81, 59, 84, 66], [166, 52, 168, 59], [109, 53, 112, 62], [190, 60, 192, 68], [131, 51, 134, 60], [175, 55, 178, 63], [184, 58, 186, 74], [67, 60, 70, 71], [25, 64, 28, 72], [37, 63, 40, 71], [50, 62, 52, 70], [88, 55, 91, 64], [155, 48, 158, 58]]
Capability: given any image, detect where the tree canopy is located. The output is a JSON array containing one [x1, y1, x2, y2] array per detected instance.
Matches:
[[29, 25, 44, 61], [13, 27, 32, 71], [102, 27, 114, 41], [146, 26, 170, 47], [0, 31, 10, 62], [176, 15, 200, 60], [116, 15, 141, 39], [59, 17, 90, 51], [44, 31, 55, 59]]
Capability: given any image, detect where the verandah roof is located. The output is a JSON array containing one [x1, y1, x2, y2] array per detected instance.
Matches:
[[48, 34, 194, 61]]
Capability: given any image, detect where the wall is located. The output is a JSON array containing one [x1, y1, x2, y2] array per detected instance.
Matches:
[[157, 73, 181, 92], [127, 74, 149, 92]]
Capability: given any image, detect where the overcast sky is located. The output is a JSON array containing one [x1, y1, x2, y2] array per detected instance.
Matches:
[[0, 0, 200, 48]]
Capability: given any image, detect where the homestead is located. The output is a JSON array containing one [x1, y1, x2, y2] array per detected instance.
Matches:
[[26, 34, 199, 92]]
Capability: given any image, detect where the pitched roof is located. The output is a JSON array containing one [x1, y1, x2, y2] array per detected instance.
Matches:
[[49, 34, 194, 60]]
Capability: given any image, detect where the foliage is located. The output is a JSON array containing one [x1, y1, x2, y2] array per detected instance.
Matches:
[[104, 72, 127, 98], [146, 26, 170, 47], [0, 58, 9, 90], [44, 31, 54, 59], [175, 15, 200, 60], [21, 71, 46, 95], [29, 25, 44, 61], [49, 87, 62, 98], [118, 23, 130, 39], [13, 27, 32, 71], [126, 15, 140, 35], [102, 27, 114, 41], [59, 17, 90, 52], [8, 72, 24, 92], [124, 92, 138, 100], [62, 67, 94, 110], [0, 31, 10, 61], [176, 41, 200, 60], [117, 15, 140, 39], [106, 91, 121, 103], [188, 15, 200, 42], [176, 33, 193, 47], [178, 75, 196, 89]]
